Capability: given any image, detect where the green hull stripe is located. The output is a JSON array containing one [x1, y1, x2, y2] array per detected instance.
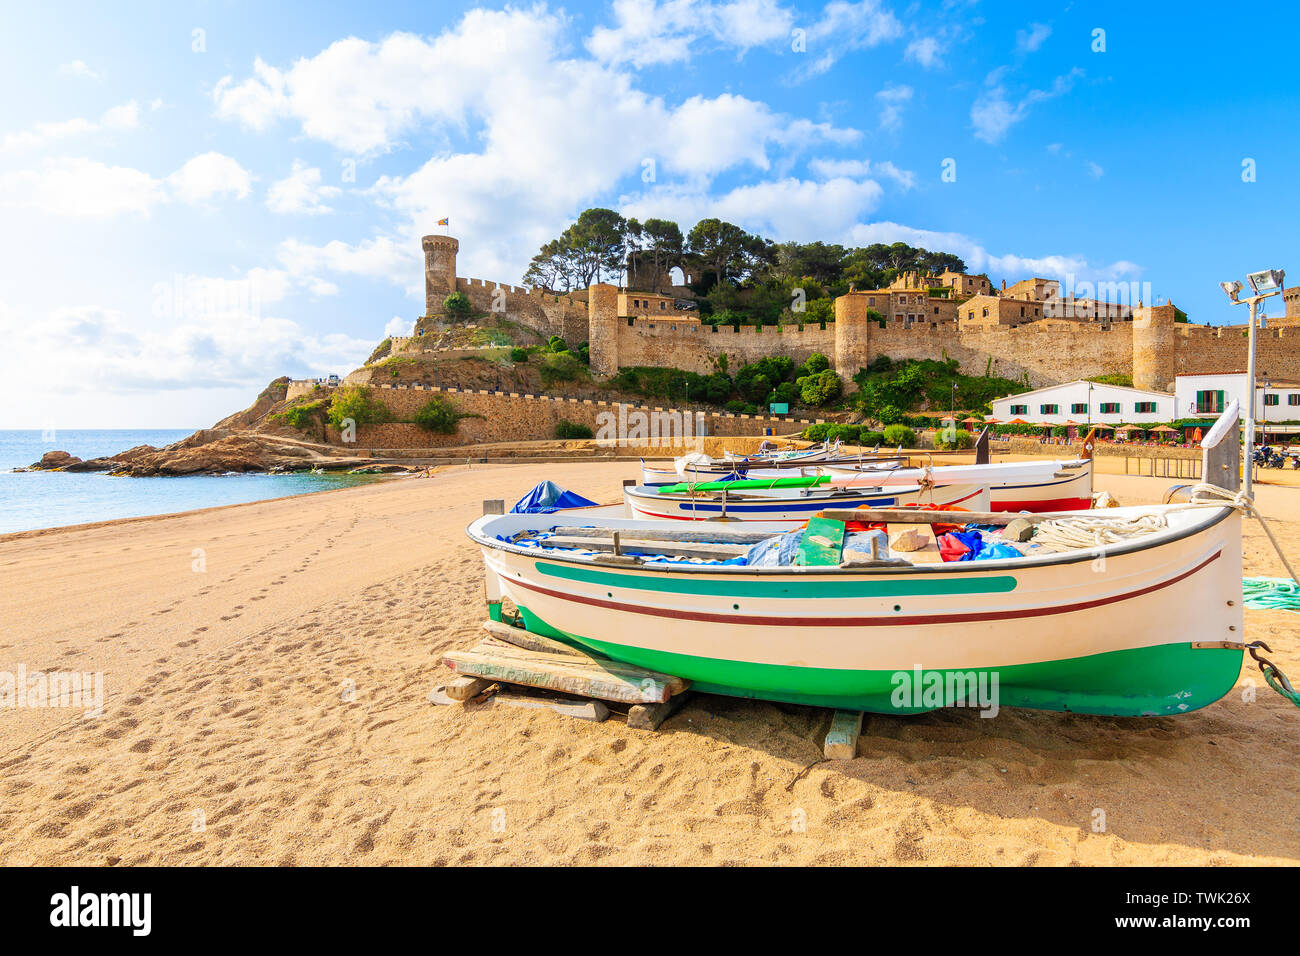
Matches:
[[534, 561, 1018, 599], [515, 606, 1243, 717]]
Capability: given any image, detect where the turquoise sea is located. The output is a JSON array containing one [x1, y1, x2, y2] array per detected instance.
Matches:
[[0, 430, 380, 536]]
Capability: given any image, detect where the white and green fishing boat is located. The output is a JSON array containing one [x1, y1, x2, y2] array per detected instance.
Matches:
[[469, 497, 1243, 717], [467, 407, 1251, 718]]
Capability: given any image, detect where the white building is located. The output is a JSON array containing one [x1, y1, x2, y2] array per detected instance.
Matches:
[[1173, 373, 1300, 424], [990, 380, 1176, 425]]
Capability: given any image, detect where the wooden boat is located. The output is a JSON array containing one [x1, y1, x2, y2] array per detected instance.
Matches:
[[468, 498, 1243, 717], [640, 449, 905, 485], [624, 481, 989, 525], [822, 442, 1095, 512]]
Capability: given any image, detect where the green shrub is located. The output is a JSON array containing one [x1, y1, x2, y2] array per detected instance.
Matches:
[[443, 291, 473, 316], [547, 335, 568, 353], [799, 352, 830, 377], [798, 369, 842, 406], [413, 396, 468, 434], [876, 403, 903, 425], [540, 352, 583, 386], [882, 423, 916, 447], [510, 346, 529, 362], [327, 386, 392, 427], [802, 423, 829, 442], [825, 424, 860, 444], [935, 428, 973, 451], [859, 430, 885, 447], [1052, 425, 1069, 438], [555, 420, 594, 439], [272, 399, 327, 430]]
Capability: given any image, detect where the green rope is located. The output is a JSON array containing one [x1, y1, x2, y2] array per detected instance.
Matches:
[[1242, 577, 1300, 612]]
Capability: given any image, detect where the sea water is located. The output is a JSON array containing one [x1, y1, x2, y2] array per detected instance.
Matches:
[[0, 430, 380, 535]]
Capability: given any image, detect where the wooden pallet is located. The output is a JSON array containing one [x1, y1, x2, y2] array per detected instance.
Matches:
[[432, 619, 693, 730]]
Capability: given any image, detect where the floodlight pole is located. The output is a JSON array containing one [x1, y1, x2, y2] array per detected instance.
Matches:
[[1245, 295, 1259, 499]]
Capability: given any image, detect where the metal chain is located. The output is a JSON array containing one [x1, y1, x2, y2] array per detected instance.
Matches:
[[1246, 641, 1300, 708]]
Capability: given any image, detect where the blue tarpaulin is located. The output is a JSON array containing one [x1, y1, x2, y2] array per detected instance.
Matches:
[[510, 480, 599, 514]]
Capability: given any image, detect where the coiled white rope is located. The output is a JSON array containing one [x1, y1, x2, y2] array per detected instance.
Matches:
[[1031, 513, 1170, 552]]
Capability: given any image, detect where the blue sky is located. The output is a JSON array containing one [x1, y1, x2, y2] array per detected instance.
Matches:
[[1, 0, 1295, 427]]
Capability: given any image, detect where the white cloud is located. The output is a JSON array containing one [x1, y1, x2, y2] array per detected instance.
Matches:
[[876, 84, 912, 131], [620, 175, 886, 244], [586, 0, 796, 67], [0, 295, 372, 395], [0, 151, 254, 217], [0, 157, 166, 217], [847, 220, 1142, 285], [808, 156, 914, 189], [970, 67, 1082, 144], [277, 236, 420, 293], [167, 152, 253, 203], [267, 160, 342, 215], [385, 316, 415, 337], [790, 0, 903, 80], [1086, 160, 1104, 178], [0, 100, 140, 153], [1015, 23, 1051, 53], [905, 36, 942, 68], [58, 60, 102, 82]]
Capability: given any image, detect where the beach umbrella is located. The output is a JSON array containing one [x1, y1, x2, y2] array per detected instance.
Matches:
[[962, 416, 981, 424], [983, 417, 1001, 424], [1006, 418, 1029, 425], [1149, 424, 1177, 433]]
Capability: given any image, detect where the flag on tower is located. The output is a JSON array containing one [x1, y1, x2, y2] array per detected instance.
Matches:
[[437, 217, 449, 226]]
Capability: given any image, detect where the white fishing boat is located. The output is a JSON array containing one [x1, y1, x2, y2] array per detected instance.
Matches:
[[623, 481, 989, 525], [467, 408, 1248, 717], [821, 432, 1096, 513]]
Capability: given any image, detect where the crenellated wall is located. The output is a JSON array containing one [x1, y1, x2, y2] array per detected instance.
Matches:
[[411, 234, 1300, 395]]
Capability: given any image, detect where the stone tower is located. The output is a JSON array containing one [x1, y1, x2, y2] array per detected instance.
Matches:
[[588, 283, 620, 377], [422, 235, 459, 315], [833, 292, 875, 389], [1132, 303, 1177, 392]]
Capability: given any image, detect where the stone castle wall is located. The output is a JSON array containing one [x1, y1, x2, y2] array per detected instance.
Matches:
[[616, 317, 837, 374], [317, 383, 821, 449], [414, 234, 1300, 395]]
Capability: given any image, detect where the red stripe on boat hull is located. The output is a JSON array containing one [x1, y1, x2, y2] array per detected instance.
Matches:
[[508, 550, 1221, 628], [990, 496, 1092, 513]]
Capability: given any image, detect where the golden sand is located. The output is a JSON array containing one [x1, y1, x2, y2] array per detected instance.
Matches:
[[1, 461, 1298, 865]]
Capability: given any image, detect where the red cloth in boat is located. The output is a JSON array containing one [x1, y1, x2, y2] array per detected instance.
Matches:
[[814, 503, 972, 536]]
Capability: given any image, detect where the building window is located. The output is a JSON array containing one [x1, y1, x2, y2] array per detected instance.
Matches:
[[1010, 404, 1028, 415], [1040, 404, 1059, 415], [1099, 402, 1120, 414], [659, 301, 666, 310], [1264, 393, 1279, 406], [1195, 390, 1224, 414], [1289, 394, 1300, 406], [868, 297, 875, 306], [1071, 403, 1088, 414], [1020, 306, 1025, 317], [982, 308, 989, 318], [1135, 402, 1157, 413], [967, 311, 974, 320]]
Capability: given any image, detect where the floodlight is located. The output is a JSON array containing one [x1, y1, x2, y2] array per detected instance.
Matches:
[[1220, 280, 1242, 302], [1246, 269, 1285, 294]]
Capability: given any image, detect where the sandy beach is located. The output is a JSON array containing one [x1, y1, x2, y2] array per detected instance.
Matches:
[[2, 459, 1299, 866]]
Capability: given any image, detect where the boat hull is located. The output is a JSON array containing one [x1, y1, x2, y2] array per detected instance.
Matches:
[[624, 483, 989, 525], [472, 507, 1243, 717], [988, 460, 1094, 512]]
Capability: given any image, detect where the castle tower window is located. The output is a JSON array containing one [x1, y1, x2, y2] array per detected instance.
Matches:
[[660, 301, 666, 310], [982, 308, 989, 318]]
